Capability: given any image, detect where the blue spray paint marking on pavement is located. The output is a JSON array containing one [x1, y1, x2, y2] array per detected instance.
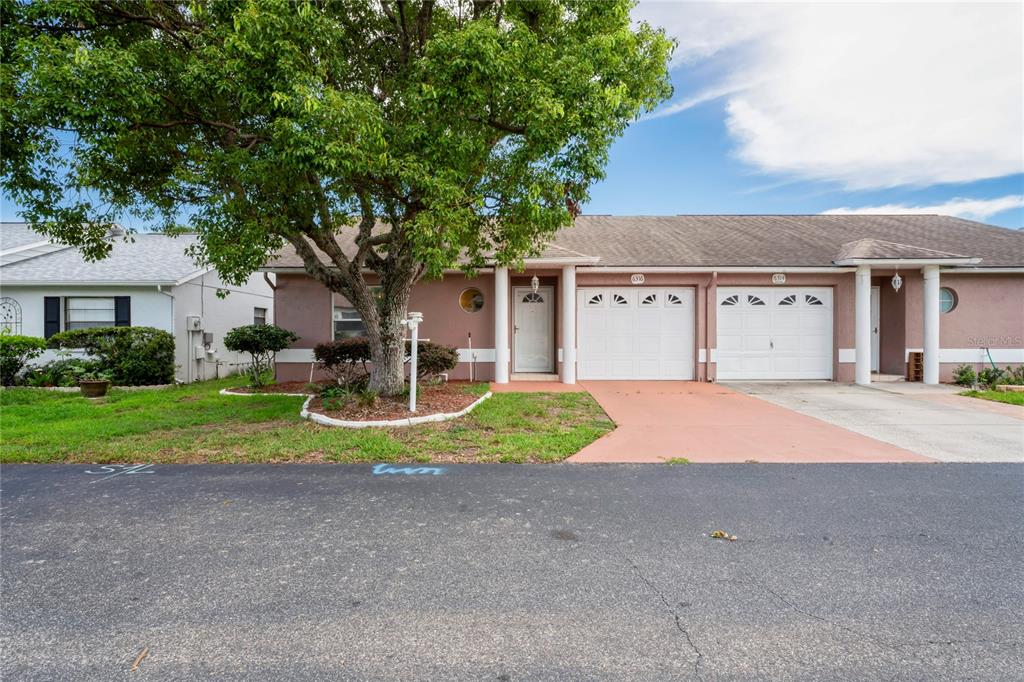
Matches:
[[372, 463, 444, 476], [84, 464, 155, 482]]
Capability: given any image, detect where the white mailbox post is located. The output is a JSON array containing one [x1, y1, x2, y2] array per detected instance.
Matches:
[[404, 312, 424, 413]]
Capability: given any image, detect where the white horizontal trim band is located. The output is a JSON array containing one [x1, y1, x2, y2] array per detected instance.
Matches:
[[581, 266, 856, 274], [276, 348, 315, 363], [457, 348, 495, 363], [277, 348, 498, 364], [904, 348, 1024, 363]]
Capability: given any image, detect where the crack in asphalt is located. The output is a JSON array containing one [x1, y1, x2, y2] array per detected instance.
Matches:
[[625, 556, 705, 681], [741, 575, 1022, 655], [741, 575, 900, 651]]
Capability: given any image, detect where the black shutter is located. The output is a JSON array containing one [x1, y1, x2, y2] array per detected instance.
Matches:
[[44, 297, 61, 338], [114, 297, 131, 327]]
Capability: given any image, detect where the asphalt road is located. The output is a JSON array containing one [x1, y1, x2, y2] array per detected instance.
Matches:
[[2, 463, 1022, 681]]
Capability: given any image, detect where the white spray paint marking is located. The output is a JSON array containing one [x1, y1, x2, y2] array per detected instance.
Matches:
[[85, 464, 155, 482]]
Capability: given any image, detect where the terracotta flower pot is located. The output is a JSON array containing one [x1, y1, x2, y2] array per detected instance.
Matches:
[[79, 380, 111, 398]]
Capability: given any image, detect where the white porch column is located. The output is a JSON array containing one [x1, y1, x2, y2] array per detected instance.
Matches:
[[561, 265, 577, 384], [922, 265, 940, 385], [855, 265, 872, 386], [494, 266, 510, 383]]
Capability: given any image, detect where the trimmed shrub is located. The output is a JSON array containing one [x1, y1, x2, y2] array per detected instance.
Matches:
[[0, 334, 46, 386], [1001, 365, 1024, 386], [977, 367, 1005, 389], [414, 342, 458, 380], [314, 337, 459, 386], [223, 324, 298, 387], [951, 364, 976, 387], [314, 337, 371, 387], [48, 326, 175, 386]]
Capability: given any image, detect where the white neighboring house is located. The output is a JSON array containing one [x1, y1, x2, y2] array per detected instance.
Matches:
[[0, 223, 275, 383]]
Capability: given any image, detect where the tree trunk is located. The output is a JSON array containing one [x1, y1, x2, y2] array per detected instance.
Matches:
[[361, 276, 412, 396], [367, 305, 407, 395]]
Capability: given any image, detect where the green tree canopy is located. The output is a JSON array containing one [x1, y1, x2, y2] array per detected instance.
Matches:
[[2, 0, 673, 394]]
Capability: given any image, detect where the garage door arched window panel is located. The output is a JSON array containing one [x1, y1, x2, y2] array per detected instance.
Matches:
[[666, 293, 684, 306], [721, 294, 739, 306], [939, 287, 958, 314], [612, 293, 630, 307], [747, 295, 766, 306], [640, 293, 658, 306], [521, 292, 545, 304], [0, 297, 21, 334], [805, 294, 824, 306], [778, 294, 797, 306], [586, 292, 605, 307]]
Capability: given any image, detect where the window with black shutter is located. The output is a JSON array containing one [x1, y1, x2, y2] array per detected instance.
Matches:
[[44, 297, 61, 338], [114, 297, 131, 326]]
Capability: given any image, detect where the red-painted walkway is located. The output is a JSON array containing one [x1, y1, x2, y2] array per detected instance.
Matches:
[[569, 381, 931, 463]]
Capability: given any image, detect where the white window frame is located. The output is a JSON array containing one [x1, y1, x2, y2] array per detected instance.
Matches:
[[64, 296, 115, 331]]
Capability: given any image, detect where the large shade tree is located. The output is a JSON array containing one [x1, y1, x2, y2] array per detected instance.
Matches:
[[1, 0, 673, 394]]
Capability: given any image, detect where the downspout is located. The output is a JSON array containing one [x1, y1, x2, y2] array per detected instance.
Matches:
[[705, 271, 717, 382], [156, 285, 180, 383]]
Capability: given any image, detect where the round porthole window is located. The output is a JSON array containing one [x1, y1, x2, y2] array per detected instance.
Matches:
[[459, 287, 484, 313], [939, 287, 957, 314]]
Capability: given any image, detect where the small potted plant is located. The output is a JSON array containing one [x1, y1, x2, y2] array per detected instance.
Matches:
[[78, 369, 113, 398]]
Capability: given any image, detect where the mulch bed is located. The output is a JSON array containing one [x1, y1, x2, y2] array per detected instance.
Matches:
[[308, 382, 480, 422], [230, 380, 332, 394]]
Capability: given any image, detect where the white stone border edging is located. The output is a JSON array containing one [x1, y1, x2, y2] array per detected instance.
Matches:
[[300, 391, 493, 429], [219, 388, 313, 397]]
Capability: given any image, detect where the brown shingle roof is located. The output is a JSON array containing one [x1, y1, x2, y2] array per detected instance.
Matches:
[[551, 215, 1023, 267], [264, 215, 1024, 269], [833, 238, 970, 262]]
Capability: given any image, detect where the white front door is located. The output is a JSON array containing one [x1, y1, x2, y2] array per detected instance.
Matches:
[[716, 287, 833, 380], [871, 286, 880, 373], [577, 288, 695, 380], [513, 286, 554, 373]]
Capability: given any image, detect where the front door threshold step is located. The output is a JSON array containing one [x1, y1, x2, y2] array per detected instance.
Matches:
[[511, 373, 560, 381]]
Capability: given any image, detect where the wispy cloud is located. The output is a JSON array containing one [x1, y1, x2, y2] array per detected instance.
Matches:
[[822, 195, 1024, 222], [635, 2, 1023, 189]]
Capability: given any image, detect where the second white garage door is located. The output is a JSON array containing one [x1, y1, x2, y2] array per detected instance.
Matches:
[[716, 287, 833, 380], [577, 288, 694, 380]]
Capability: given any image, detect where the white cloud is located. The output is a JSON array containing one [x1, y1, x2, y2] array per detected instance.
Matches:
[[822, 195, 1024, 221], [635, 2, 1024, 189]]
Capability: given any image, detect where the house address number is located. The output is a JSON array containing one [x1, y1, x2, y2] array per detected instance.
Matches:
[[772, 273, 786, 284], [631, 274, 645, 285]]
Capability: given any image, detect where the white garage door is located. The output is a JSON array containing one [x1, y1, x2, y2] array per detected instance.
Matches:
[[716, 287, 833, 380], [577, 288, 695, 380]]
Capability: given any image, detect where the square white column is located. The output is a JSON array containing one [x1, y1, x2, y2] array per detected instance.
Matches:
[[855, 265, 872, 385], [493, 266, 510, 383], [922, 265, 940, 385], [561, 265, 576, 384]]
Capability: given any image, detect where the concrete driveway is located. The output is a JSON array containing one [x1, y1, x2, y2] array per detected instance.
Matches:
[[570, 381, 928, 463], [728, 382, 1024, 463]]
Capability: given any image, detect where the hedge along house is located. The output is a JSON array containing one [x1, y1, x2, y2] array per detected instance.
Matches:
[[263, 215, 1024, 386], [0, 223, 275, 383]]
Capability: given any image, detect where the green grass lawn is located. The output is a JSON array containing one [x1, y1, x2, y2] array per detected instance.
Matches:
[[960, 389, 1024, 406], [0, 378, 613, 464]]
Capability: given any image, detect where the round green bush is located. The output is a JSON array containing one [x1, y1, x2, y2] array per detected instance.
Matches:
[[0, 334, 46, 386], [47, 326, 175, 385]]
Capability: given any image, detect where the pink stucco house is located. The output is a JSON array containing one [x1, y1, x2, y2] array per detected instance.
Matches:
[[263, 215, 1024, 386]]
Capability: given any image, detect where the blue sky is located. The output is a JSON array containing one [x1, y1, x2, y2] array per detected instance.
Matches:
[[3, 2, 1022, 230], [585, 2, 1023, 229]]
